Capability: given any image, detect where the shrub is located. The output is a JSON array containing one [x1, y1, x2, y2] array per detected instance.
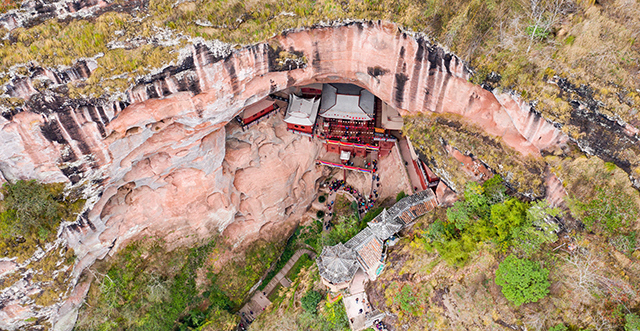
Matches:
[[316, 210, 325, 218], [525, 25, 550, 39], [395, 285, 420, 316], [396, 191, 407, 201], [301, 290, 323, 314], [322, 214, 360, 247], [549, 324, 568, 331], [495, 255, 550, 306], [626, 313, 640, 331], [318, 195, 326, 203]]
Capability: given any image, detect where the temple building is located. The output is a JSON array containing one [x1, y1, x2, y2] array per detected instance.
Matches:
[[315, 83, 402, 172], [237, 97, 278, 127], [317, 189, 438, 292], [283, 94, 320, 135]]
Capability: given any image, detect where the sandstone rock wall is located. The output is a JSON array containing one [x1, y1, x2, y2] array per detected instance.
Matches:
[[0, 21, 572, 330]]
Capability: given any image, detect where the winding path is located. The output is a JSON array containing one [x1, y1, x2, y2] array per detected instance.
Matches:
[[237, 248, 316, 326]]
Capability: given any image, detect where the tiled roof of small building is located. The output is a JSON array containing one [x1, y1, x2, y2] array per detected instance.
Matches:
[[284, 94, 320, 126], [317, 189, 438, 286], [368, 209, 404, 240], [317, 243, 360, 284], [387, 189, 437, 224], [344, 227, 384, 270]]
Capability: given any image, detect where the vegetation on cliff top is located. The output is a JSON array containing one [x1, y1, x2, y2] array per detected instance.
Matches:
[[0, 180, 83, 330], [403, 112, 547, 197]]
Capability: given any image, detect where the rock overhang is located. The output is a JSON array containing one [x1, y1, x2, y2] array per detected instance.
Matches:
[[0, 20, 576, 331]]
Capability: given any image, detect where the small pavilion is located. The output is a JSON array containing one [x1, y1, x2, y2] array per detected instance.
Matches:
[[283, 94, 320, 135]]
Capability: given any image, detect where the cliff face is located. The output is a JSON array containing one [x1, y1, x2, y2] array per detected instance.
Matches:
[[0, 21, 581, 330]]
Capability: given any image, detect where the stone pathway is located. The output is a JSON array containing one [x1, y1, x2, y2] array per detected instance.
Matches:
[[397, 137, 425, 193], [343, 270, 375, 331], [237, 249, 316, 327]]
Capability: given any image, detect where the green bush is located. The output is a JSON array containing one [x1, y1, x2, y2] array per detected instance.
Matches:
[[318, 195, 326, 203], [421, 176, 560, 266], [495, 255, 550, 306], [549, 324, 568, 331], [525, 25, 550, 39], [626, 313, 640, 331], [322, 214, 360, 247], [317, 210, 325, 218], [396, 191, 407, 201], [395, 285, 420, 316], [362, 206, 384, 224], [301, 290, 323, 314]]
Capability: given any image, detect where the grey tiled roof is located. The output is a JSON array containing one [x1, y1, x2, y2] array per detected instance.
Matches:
[[387, 189, 437, 224], [317, 243, 360, 284], [368, 209, 404, 240], [317, 189, 438, 285], [345, 227, 376, 250]]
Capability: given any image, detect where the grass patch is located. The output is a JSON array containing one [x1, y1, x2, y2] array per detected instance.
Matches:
[[267, 283, 283, 302], [214, 239, 280, 305], [285, 253, 313, 282], [258, 231, 299, 291]]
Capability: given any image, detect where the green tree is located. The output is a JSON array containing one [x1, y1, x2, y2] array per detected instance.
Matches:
[[495, 255, 550, 306], [511, 201, 560, 257], [447, 200, 471, 231], [301, 290, 323, 314], [490, 198, 529, 245], [626, 313, 640, 331], [464, 182, 490, 219], [482, 174, 506, 204]]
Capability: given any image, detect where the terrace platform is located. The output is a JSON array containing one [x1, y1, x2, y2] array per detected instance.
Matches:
[[316, 149, 377, 173]]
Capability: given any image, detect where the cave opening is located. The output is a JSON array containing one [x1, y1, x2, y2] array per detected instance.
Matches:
[[232, 81, 440, 196]]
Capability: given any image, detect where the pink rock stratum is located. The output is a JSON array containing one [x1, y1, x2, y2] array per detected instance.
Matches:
[[0, 21, 568, 330]]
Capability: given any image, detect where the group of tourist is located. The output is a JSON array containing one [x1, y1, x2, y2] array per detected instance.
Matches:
[[323, 173, 383, 218]]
